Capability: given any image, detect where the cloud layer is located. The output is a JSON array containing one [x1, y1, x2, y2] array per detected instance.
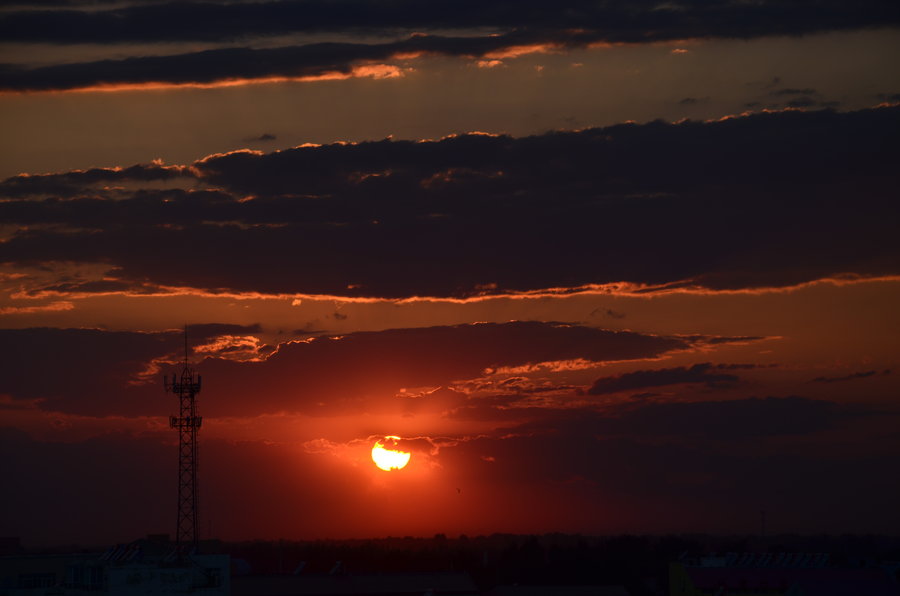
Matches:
[[588, 363, 740, 395], [3, 0, 897, 44], [2, 1, 898, 91], [2, 106, 898, 298], [0, 322, 688, 416]]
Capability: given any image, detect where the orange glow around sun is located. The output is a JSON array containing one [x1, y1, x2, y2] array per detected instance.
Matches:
[[371, 436, 411, 471]]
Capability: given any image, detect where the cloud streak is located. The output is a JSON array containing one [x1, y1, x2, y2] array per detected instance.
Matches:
[[811, 369, 891, 383], [588, 363, 740, 395], [0, 322, 690, 416], [2, 1, 899, 92]]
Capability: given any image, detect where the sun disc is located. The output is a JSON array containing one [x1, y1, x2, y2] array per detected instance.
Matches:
[[371, 436, 411, 471]]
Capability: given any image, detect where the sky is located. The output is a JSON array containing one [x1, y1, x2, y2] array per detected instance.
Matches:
[[1, 0, 899, 547]]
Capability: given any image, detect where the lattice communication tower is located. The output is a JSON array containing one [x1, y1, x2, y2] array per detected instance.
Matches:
[[164, 328, 203, 552]]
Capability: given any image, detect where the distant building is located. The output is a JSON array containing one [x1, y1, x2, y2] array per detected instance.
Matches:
[[485, 586, 628, 596], [0, 537, 228, 595], [231, 571, 478, 596], [0, 552, 97, 594], [670, 551, 899, 596]]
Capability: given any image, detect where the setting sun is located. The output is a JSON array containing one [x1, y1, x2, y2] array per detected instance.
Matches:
[[371, 436, 411, 471]]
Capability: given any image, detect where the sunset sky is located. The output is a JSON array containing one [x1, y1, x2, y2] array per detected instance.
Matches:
[[1, 0, 899, 547]]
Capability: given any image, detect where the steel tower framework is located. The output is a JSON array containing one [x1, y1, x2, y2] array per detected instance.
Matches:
[[164, 331, 203, 552]]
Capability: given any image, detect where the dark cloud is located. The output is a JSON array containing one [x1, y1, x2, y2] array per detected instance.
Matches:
[[692, 336, 768, 345], [441, 402, 900, 533], [1, 106, 898, 298], [24, 278, 165, 296], [481, 395, 881, 442], [0, 29, 599, 92], [770, 88, 817, 96], [811, 369, 891, 383], [199, 321, 688, 416], [588, 363, 740, 395], [449, 362, 765, 423], [593, 396, 859, 439], [188, 322, 262, 337], [292, 325, 328, 336], [0, 322, 687, 416], [1, 0, 896, 46], [0, 163, 188, 198], [715, 363, 768, 370], [0, 327, 176, 403], [0, 189, 240, 228], [678, 97, 709, 105], [2, 2, 899, 91], [0, 324, 261, 414]]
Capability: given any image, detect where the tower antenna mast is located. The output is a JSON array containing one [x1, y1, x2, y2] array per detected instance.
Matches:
[[164, 325, 203, 553]]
